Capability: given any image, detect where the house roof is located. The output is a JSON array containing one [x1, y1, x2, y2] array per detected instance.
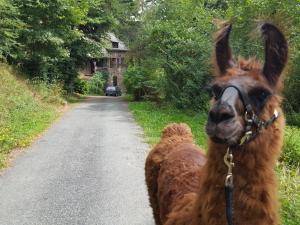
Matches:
[[106, 33, 128, 51], [98, 33, 129, 58]]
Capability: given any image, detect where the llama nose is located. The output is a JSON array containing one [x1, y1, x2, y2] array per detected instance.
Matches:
[[208, 103, 235, 124]]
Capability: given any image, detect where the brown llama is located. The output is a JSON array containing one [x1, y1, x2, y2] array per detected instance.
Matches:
[[145, 23, 288, 225]]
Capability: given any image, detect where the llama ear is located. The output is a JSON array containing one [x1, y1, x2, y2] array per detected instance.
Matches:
[[261, 23, 288, 87], [215, 24, 234, 75]]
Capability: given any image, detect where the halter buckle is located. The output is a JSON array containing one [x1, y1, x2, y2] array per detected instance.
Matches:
[[225, 174, 233, 187], [224, 148, 234, 187]]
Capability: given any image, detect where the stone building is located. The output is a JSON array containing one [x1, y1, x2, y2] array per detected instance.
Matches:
[[81, 33, 129, 90]]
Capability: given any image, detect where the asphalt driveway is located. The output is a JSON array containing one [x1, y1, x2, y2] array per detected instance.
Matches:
[[0, 96, 154, 225]]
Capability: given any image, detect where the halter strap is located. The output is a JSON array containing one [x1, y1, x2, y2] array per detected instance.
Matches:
[[220, 85, 253, 112], [221, 85, 280, 225], [221, 85, 279, 146]]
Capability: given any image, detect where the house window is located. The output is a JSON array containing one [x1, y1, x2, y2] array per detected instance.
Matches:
[[110, 58, 116, 68], [112, 42, 119, 48], [90, 61, 96, 74], [117, 58, 122, 66], [121, 58, 125, 66], [113, 76, 118, 86], [96, 59, 107, 67]]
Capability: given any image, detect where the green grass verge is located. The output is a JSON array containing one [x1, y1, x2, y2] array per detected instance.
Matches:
[[0, 64, 64, 168], [128, 101, 208, 148], [128, 101, 300, 225]]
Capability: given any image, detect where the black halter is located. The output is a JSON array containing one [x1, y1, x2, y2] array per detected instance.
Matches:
[[221, 85, 279, 225], [221, 85, 279, 146]]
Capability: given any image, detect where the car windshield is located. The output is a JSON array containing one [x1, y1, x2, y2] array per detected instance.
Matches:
[[106, 87, 116, 91]]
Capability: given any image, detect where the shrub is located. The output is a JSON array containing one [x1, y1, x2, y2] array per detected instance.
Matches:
[[74, 78, 88, 95], [123, 65, 161, 101], [86, 72, 108, 95], [127, 1, 218, 111]]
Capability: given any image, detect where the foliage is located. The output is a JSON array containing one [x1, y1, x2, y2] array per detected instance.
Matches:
[[278, 164, 300, 225], [128, 0, 219, 111], [0, 0, 135, 93], [123, 0, 300, 117], [284, 56, 300, 117], [111, 0, 141, 45], [129, 101, 207, 147], [27, 78, 66, 105], [127, 3, 300, 223], [86, 72, 108, 95], [0, 64, 63, 167], [0, 0, 23, 61], [123, 65, 161, 101], [129, 101, 300, 224], [225, 0, 300, 116], [282, 127, 300, 168], [74, 78, 88, 95]]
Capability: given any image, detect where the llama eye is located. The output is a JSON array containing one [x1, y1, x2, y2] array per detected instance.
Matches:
[[211, 85, 223, 100], [249, 88, 272, 112], [250, 89, 271, 102]]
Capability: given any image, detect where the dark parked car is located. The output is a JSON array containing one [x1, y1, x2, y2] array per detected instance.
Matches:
[[105, 86, 122, 96]]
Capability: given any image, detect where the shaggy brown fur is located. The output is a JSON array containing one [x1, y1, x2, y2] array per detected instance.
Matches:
[[145, 123, 205, 225], [145, 23, 287, 225]]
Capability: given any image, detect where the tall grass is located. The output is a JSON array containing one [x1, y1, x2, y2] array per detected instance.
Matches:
[[0, 64, 64, 168]]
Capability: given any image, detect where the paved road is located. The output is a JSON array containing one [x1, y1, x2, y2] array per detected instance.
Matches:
[[0, 97, 154, 225]]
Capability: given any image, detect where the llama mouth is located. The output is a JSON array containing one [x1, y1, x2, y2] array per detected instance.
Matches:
[[210, 130, 242, 146], [211, 136, 226, 144]]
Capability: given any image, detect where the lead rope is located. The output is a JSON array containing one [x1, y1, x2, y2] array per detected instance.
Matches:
[[223, 109, 279, 225], [224, 147, 234, 225]]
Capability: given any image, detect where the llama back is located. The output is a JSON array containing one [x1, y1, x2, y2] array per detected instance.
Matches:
[[158, 146, 206, 224], [145, 123, 205, 225], [161, 123, 194, 140]]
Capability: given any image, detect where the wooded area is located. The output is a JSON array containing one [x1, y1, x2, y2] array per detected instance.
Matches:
[[0, 0, 140, 91], [0, 0, 299, 224], [123, 1, 300, 125], [1, 0, 299, 122]]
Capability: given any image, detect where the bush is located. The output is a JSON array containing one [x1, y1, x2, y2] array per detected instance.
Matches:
[[123, 65, 161, 101], [127, 1, 219, 111], [74, 78, 88, 95], [86, 72, 108, 95]]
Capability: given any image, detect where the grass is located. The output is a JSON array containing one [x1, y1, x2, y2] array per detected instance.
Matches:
[[278, 165, 300, 225], [0, 64, 65, 168], [282, 127, 300, 167], [128, 101, 300, 225], [128, 101, 208, 148], [64, 93, 87, 104]]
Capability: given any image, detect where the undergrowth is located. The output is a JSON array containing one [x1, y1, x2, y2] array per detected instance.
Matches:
[[0, 64, 65, 168], [128, 101, 300, 225]]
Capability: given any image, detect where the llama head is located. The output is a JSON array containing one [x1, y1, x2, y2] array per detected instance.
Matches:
[[206, 23, 288, 147]]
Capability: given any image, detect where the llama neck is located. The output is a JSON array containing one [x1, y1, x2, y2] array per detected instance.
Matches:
[[195, 133, 283, 225]]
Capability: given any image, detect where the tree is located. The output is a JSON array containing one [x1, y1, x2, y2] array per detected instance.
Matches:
[[10, 0, 123, 92], [0, 0, 23, 61], [127, 0, 220, 110]]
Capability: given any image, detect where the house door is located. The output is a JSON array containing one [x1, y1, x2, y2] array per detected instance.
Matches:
[[113, 76, 118, 86], [90, 61, 96, 74]]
